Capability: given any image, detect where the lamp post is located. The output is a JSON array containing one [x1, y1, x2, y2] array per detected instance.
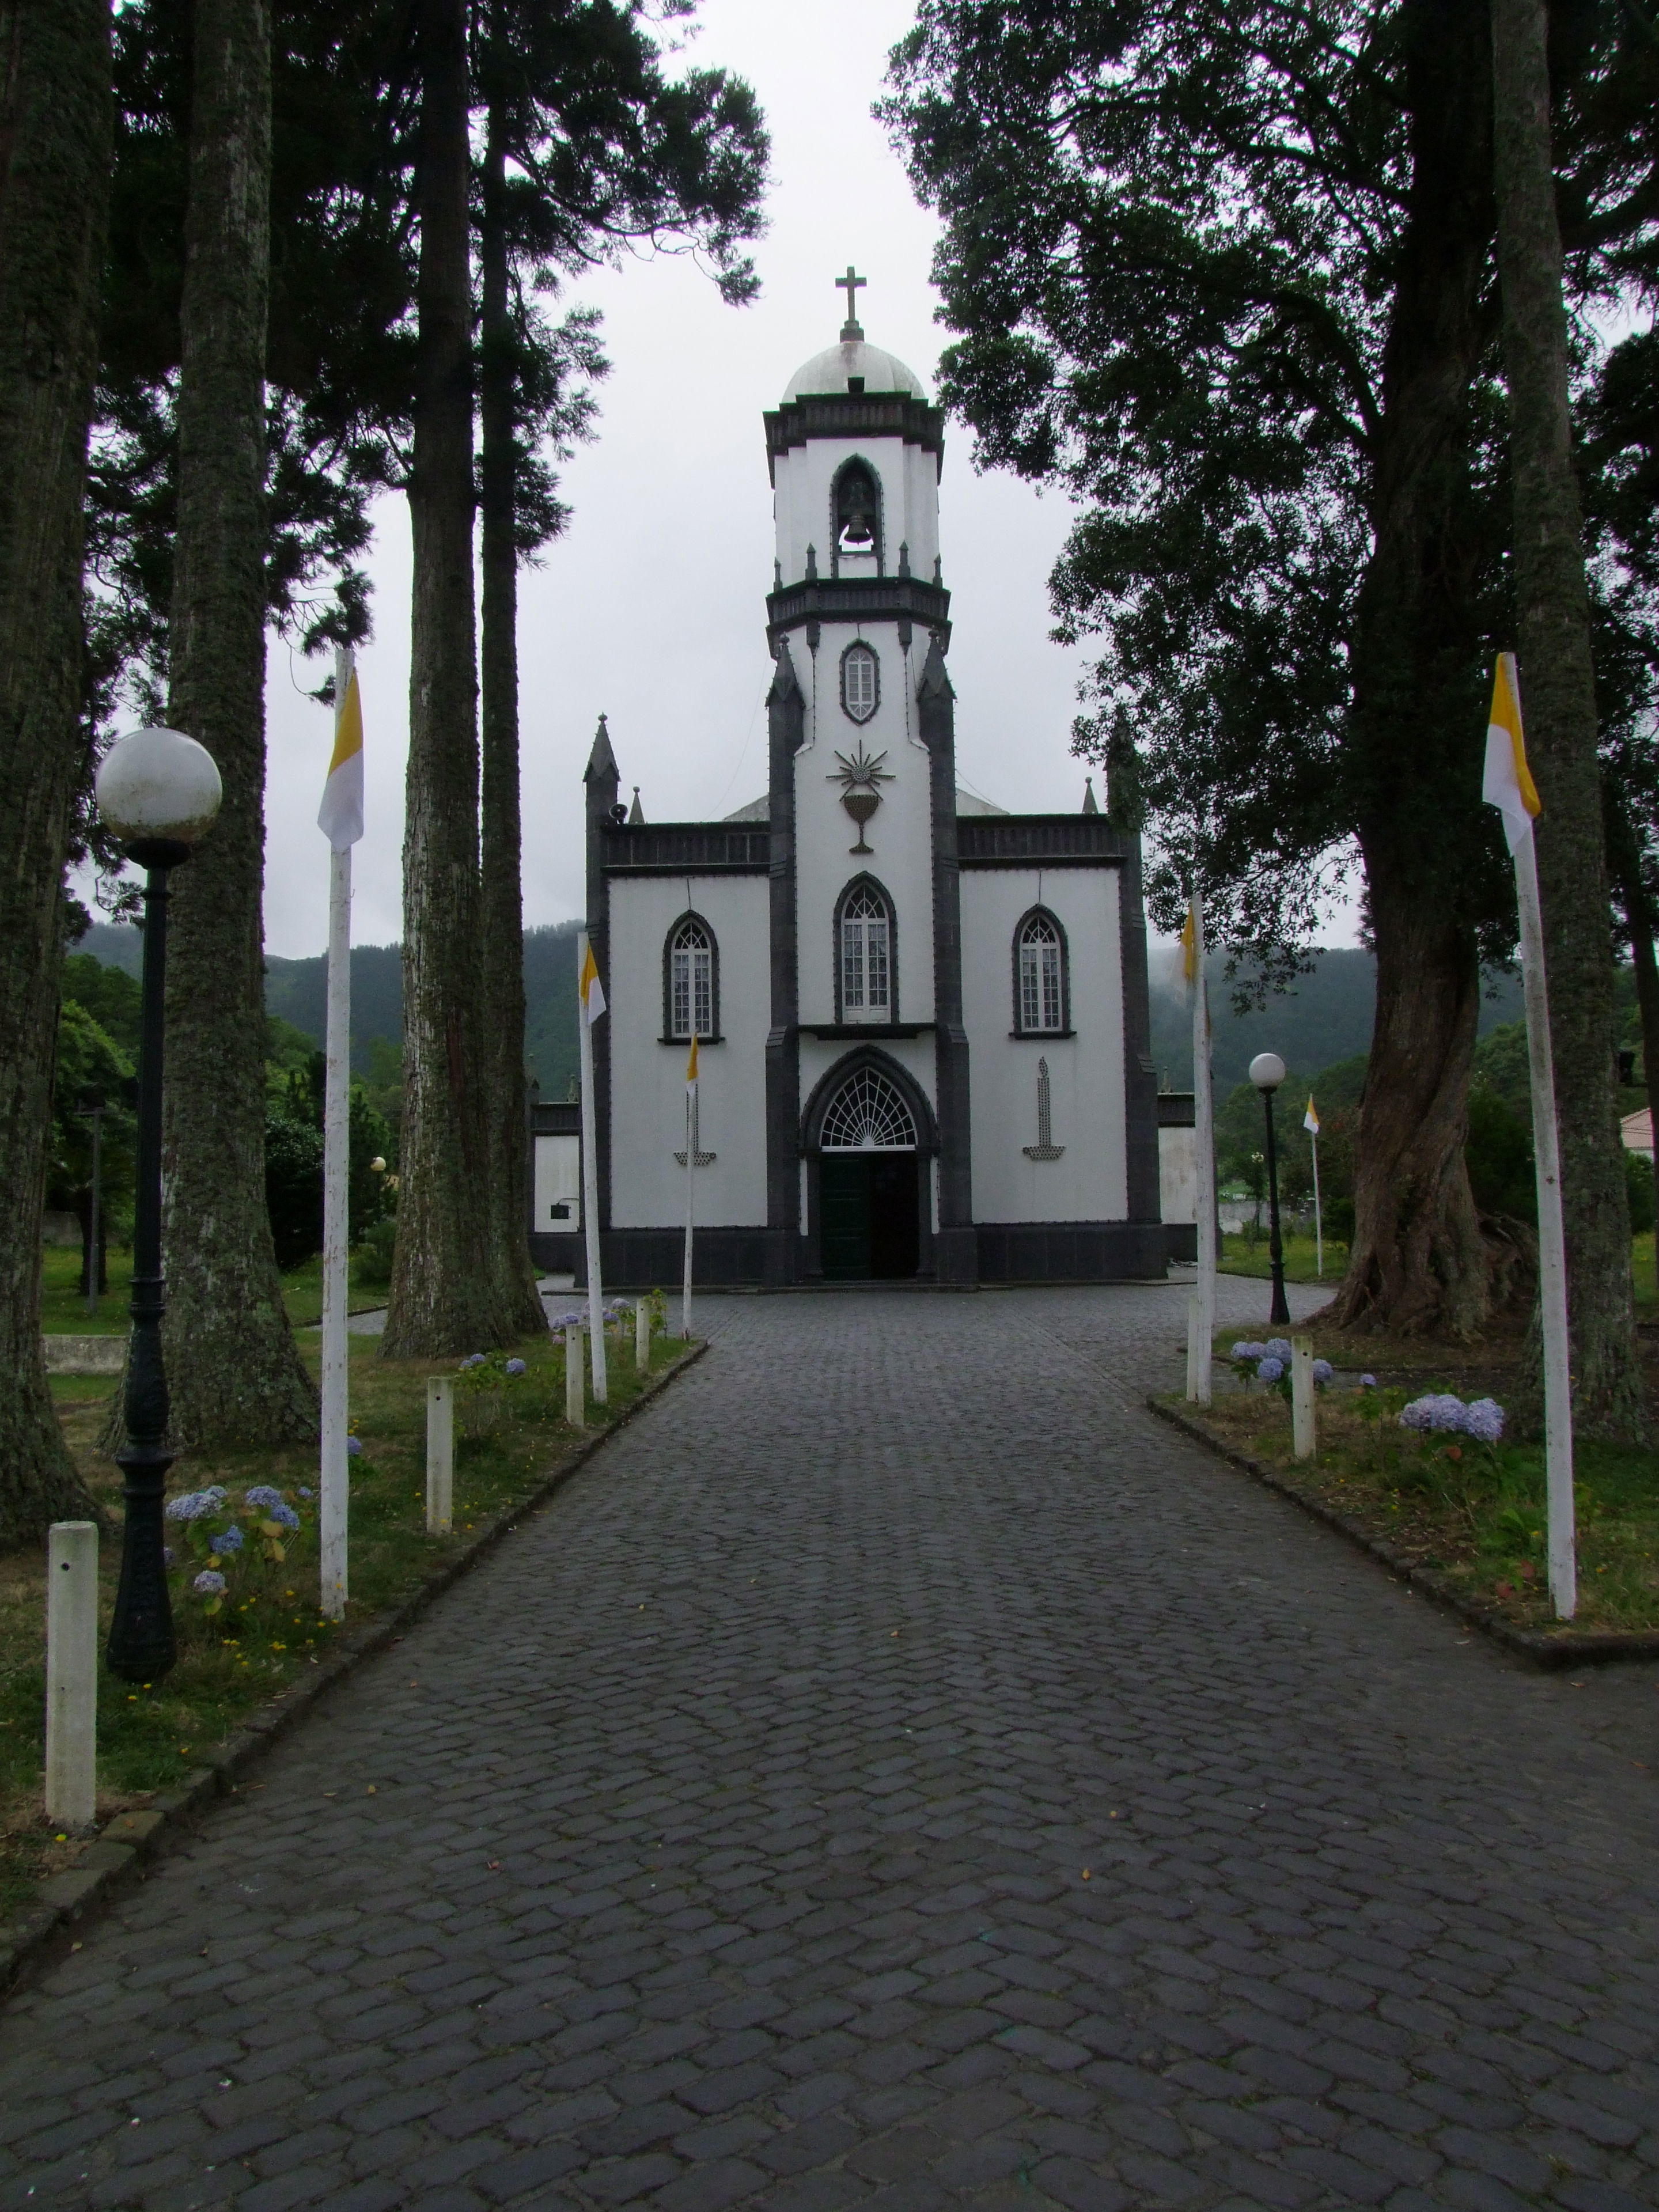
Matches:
[[94, 727, 222, 1683], [1249, 1051, 1291, 1327]]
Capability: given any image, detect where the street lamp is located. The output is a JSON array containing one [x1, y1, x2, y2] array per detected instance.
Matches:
[[94, 727, 222, 1683], [1249, 1050, 1291, 1327]]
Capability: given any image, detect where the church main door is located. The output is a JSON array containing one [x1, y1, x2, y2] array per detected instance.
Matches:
[[820, 1154, 921, 1279]]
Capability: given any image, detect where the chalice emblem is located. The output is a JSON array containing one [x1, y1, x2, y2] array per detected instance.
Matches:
[[828, 741, 894, 854]]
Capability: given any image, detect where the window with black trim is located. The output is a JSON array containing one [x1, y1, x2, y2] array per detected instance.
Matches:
[[664, 914, 718, 1040], [840, 641, 879, 725], [838, 880, 893, 1020], [1013, 908, 1069, 1035]]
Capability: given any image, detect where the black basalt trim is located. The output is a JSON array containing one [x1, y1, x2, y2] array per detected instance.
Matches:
[[764, 393, 945, 484], [603, 823, 770, 873], [767, 575, 950, 650], [959, 816, 1135, 866], [1119, 834, 1162, 1229], [975, 1221, 1168, 1282]]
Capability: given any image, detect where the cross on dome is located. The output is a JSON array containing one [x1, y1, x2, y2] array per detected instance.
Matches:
[[836, 264, 866, 340]]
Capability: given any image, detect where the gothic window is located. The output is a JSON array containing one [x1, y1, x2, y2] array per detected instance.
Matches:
[[832, 458, 881, 568], [838, 881, 893, 1018], [840, 642, 879, 725], [664, 914, 717, 1040], [820, 1067, 918, 1151], [1014, 908, 1068, 1035]]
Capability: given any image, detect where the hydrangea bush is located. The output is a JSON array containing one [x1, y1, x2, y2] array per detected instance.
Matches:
[[1399, 1393, 1505, 1444], [164, 1483, 312, 1616]]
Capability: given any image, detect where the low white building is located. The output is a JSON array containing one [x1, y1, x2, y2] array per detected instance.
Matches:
[[536, 297, 1172, 1286]]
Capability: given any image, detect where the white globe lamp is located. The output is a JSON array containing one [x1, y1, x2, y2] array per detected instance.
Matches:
[[94, 726, 222, 862]]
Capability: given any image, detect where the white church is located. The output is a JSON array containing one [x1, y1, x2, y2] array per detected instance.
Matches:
[[532, 283, 1178, 1286]]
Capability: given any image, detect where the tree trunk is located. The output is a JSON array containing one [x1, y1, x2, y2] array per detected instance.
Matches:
[[1328, 0, 1500, 1340], [384, 0, 502, 1358], [0, 0, 109, 1542], [1629, 915, 1659, 1235], [161, 0, 317, 1447], [1491, 0, 1645, 1440], [479, 106, 547, 1339]]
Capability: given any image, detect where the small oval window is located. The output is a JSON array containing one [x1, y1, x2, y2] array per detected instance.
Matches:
[[842, 643, 878, 725]]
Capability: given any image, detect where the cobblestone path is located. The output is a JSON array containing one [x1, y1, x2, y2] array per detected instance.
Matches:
[[5, 1284, 1658, 2212]]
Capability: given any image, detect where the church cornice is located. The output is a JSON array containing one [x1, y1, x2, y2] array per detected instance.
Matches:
[[957, 816, 1137, 868], [766, 574, 950, 650], [763, 393, 945, 486]]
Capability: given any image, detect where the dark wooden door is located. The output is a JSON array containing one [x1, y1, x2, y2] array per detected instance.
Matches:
[[869, 1154, 920, 1277], [820, 1155, 872, 1278]]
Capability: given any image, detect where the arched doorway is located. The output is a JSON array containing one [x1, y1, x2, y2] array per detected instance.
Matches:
[[808, 1059, 931, 1280]]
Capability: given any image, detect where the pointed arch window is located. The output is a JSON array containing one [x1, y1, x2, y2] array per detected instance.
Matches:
[[1013, 908, 1070, 1036], [663, 914, 718, 1041], [820, 1066, 918, 1151], [838, 880, 894, 1020]]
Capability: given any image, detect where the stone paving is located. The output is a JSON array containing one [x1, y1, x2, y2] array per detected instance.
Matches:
[[4, 1281, 1659, 2212]]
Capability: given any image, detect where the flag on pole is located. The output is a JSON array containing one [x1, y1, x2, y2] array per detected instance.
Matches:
[[580, 939, 607, 1024], [686, 1034, 699, 1091], [1180, 903, 1198, 985], [1483, 651, 1541, 855], [317, 664, 365, 851], [1304, 1096, 1320, 1136]]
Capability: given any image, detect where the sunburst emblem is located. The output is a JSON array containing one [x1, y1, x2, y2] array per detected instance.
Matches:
[[828, 743, 894, 854]]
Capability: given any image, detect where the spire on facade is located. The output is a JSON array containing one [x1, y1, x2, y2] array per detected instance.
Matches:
[[1082, 777, 1100, 815], [584, 713, 618, 783], [916, 630, 954, 703], [628, 786, 644, 824], [767, 634, 803, 706]]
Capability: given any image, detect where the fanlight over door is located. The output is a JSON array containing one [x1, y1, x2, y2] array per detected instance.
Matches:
[[819, 1066, 918, 1152]]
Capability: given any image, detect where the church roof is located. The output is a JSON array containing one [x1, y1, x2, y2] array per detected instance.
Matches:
[[781, 336, 926, 404]]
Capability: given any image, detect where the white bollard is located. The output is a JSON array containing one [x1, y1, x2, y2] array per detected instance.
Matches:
[[426, 1377, 453, 1534], [1290, 1334, 1316, 1460], [635, 1299, 650, 1372], [565, 1323, 586, 1429], [46, 1522, 99, 1830], [1185, 1293, 1211, 1405]]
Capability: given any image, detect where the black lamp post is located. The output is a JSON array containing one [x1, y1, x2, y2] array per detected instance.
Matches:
[[94, 726, 222, 1683], [1249, 1051, 1291, 1327]]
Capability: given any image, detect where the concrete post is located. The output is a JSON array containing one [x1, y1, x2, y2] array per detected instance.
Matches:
[[426, 1378, 453, 1534], [1185, 1293, 1211, 1405], [565, 1323, 586, 1429], [1291, 1334, 1316, 1460], [635, 1299, 650, 1372], [46, 1522, 99, 1829]]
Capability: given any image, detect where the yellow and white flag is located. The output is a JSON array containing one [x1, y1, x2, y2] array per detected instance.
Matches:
[[1304, 1094, 1319, 1137], [579, 938, 607, 1025], [1181, 902, 1198, 985], [318, 664, 365, 851], [685, 1035, 699, 1093], [1483, 652, 1541, 855]]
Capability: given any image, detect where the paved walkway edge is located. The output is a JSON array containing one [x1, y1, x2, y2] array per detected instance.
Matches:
[[0, 1339, 710, 2003], [1148, 1394, 1659, 1670]]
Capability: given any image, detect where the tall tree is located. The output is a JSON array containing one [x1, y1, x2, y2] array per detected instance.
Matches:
[[158, 0, 319, 1446], [1491, 0, 1644, 1437], [0, 0, 111, 1541], [884, 0, 1659, 1344], [384, 0, 498, 1357]]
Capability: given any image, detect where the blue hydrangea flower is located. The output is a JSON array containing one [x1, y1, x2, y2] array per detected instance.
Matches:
[[1312, 1359, 1334, 1386], [193, 1570, 226, 1596], [211, 1525, 244, 1554], [1256, 1357, 1285, 1383], [264, 1502, 301, 1531], [1358, 1374, 1377, 1389], [162, 1546, 176, 1568], [1463, 1397, 1505, 1444], [461, 1353, 487, 1367], [505, 1358, 526, 1376], [244, 1484, 286, 1511], [298, 1486, 314, 1499], [1266, 1338, 1293, 1360], [165, 1491, 216, 1522], [346, 1437, 363, 1456], [1400, 1393, 1469, 1434], [1231, 1342, 1264, 1362]]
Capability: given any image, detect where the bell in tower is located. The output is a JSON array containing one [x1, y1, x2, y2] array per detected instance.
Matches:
[[834, 460, 880, 569]]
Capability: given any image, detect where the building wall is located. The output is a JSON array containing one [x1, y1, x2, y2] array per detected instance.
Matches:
[[794, 636, 935, 1029], [606, 873, 770, 1228], [960, 867, 1127, 1223], [772, 435, 940, 588], [1159, 1126, 1197, 1224]]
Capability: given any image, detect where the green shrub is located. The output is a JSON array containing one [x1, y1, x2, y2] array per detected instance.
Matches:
[[354, 1214, 397, 1289], [1627, 1147, 1656, 1237]]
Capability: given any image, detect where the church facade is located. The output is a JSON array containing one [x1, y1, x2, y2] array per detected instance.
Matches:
[[540, 298, 1168, 1287]]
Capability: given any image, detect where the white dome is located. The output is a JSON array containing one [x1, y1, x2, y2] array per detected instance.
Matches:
[[782, 336, 926, 404]]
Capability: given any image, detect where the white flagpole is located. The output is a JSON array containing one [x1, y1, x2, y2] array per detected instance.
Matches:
[[1486, 653, 1573, 1619], [1515, 827, 1575, 1617], [577, 931, 607, 1404], [683, 1082, 695, 1340], [320, 646, 354, 1620], [1187, 893, 1217, 1405], [1310, 1125, 1323, 1277]]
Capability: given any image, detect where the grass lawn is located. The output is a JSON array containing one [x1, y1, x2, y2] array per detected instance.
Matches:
[[40, 1243, 388, 1336], [1217, 1230, 1348, 1285], [1179, 1377, 1659, 1638], [2, 1316, 688, 1915]]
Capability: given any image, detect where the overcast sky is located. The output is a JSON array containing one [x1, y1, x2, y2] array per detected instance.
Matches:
[[188, 0, 1358, 964]]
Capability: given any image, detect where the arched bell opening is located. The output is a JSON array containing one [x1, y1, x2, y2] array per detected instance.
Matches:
[[830, 456, 883, 577], [801, 1050, 937, 1281]]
